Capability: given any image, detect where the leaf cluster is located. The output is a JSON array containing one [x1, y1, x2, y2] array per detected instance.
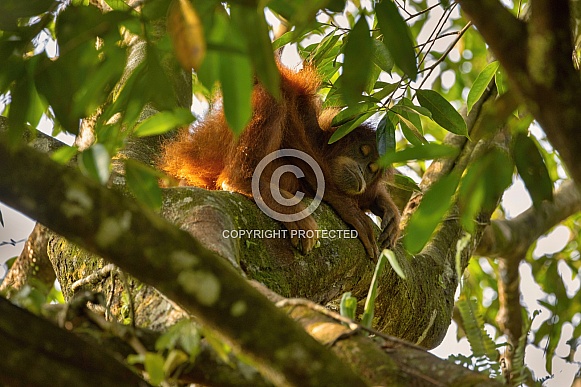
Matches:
[[1, 0, 579, 384]]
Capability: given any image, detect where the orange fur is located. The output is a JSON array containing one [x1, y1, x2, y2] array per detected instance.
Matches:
[[159, 65, 400, 259]]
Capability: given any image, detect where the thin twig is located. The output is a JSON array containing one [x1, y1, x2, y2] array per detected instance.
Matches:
[[86, 309, 148, 355], [394, 0, 412, 16], [71, 263, 116, 291], [0, 238, 26, 247], [415, 31, 463, 50], [417, 4, 456, 69], [406, 3, 441, 21], [417, 21, 473, 90], [105, 270, 115, 321]]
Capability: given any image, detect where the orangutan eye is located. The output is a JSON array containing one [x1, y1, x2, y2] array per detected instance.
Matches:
[[368, 162, 379, 174], [360, 145, 372, 157]]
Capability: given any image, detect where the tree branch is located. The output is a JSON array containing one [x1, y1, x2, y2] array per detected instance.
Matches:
[[0, 296, 150, 387], [476, 180, 581, 258], [0, 223, 55, 298], [459, 0, 581, 190], [475, 179, 581, 382], [0, 136, 368, 387], [496, 254, 523, 381], [34, 282, 504, 387], [457, 0, 527, 76], [384, 83, 511, 348]]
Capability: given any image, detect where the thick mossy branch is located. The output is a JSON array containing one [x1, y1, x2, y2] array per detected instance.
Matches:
[[3, 79, 510, 354], [0, 297, 149, 387], [0, 137, 367, 387], [6, 279, 504, 387], [161, 187, 377, 299]]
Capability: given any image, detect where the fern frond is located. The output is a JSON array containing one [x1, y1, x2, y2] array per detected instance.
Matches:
[[512, 310, 540, 385], [457, 296, 498, 360]]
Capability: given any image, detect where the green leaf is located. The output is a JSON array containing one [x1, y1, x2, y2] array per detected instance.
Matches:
[[495, 68, 508, 96], [28, 86, 46, 130], [328, 111, 374, 144], [197, 49, 221, 89], [458, 149, 512, 232], [361, 252, 388, 328], [104, 0, 131, 11], [7, 77, 32, 145], [467, 61, 499, 113], [78, 144, 111, 185], [393, 104, 424, 141], [126, 354, 144, 366], [220, 52, 253, 134], [310, 29, 342, 66], [219, 12, 253, 134], [0, 55, 25, 93], [331, 102, 376, 127], [163, 350, 189, 376], [272, 30, 295, 50], [376, 113, 396, 156], [74, 47, 126, 117], [316, 53, 342, 83], [100, 58, 142, 125], [134, 108, 194, 137], [342, 16, 373, 104], [383, 249, 406, 280], [178, 323, 201, 360], [396, 114, 428, 145], [391, 174, 421, 193], [416, 89, 468, 137], [396, 97, 432, 118], [51, 145, 79, 165], [197, 10, 229, 88], [267, 0, 328, 37], [404, 171, 461, 254], [325, 0, 346, 12], [35, 58, 79, 133], [323, 86, 345, 108], [375, 0, 418, 80], [371, 81, 398, 101], [0, 0, 54, 30], [155, 323, 181, 352], [232, 5, 280, 99], [513, 132, 553, 208], [379, 143, 459, 166], [125, 160, 163, 211], [35, 6, 128, 133], [144, 352, 165, 386], [143, 46, 178, 112], [371, 39, 394, 73], [364, 63, 382, 95], [156, 320, 201, 361], [340, 292, 357, 321]]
